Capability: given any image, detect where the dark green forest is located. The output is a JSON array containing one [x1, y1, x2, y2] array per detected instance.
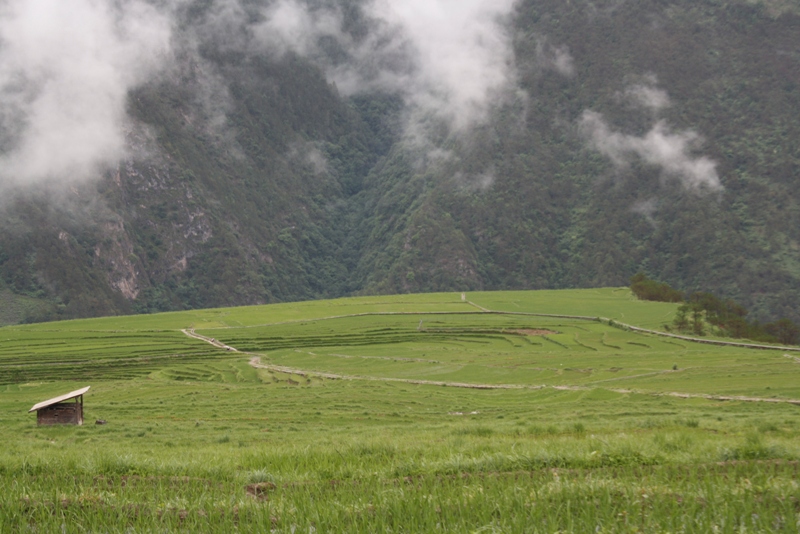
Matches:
[[0, 0, 798, 326]]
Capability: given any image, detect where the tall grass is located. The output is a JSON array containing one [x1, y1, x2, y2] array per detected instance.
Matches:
[[2, 461, 798, 532]]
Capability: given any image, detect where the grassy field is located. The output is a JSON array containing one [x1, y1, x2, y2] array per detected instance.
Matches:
[[0, 289, 799, 532]]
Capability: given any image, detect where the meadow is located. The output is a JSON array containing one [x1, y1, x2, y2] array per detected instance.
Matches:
[[0, 289, 798, 532]]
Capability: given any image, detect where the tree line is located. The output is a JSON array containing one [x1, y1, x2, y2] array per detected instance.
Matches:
[[630, 273, 799, 345]]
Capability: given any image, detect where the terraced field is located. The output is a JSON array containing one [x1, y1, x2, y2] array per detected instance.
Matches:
[[197, 311, 800, 399], [0, 289, 798, 532]]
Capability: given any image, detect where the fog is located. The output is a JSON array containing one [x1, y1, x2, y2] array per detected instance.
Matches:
[[256, 0, 519, 134], [580, 81, 722, 193], [0, 0, 171, 190], [0, 0, 523, 190], [1, 0, 715, 197]]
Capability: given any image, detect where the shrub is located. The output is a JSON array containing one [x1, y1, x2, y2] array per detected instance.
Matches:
[[630, 273, 684, 303]]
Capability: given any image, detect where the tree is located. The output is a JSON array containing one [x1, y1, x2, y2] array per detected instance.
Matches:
[[630, 273, 684, 303], [765, 319, 800, 346], [673, 304, 690, 332], [691, 303, 705, 336]]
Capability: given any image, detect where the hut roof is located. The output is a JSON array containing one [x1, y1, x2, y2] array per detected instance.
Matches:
[[28, 386, 90, 413]]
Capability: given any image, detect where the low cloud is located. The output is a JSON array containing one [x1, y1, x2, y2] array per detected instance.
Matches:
[[197, 0, 252, 53], [288, 140, 329, 175], [536, 40, 575, 77], [255, 0, 519, 136], [580, 84, 722, 192], [0, 0, 521, 194], [631, 198, 658, 224], [367, 0, 518, 131], [622, 75, 670, 111], [254, 0, 343, 57], [0, 0, 172, 189]]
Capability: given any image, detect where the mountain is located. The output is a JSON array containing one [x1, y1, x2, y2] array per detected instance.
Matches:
[[0, 0, 798, 324]]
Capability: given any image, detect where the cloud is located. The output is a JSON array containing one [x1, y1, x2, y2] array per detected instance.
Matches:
[[0, 0, 172, 189], [254, 0, 343, 57], [0, 0, 521, 191], [255, 0, 519, 135], [196, 0, 252, 52], [368, 0, 517, 130], [536, 39, 575, 77], [623, 75, 670, 111], [579, 82, 722, 193], [631, 198, 658, 224], [288, 140, 329, 175]]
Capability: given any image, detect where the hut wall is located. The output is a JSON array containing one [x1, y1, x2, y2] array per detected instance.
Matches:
[[37, 403, 82, 425]]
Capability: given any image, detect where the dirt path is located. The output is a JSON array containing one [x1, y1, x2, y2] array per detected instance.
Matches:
[[656, 391, 800, 405], [247, 356, 542, 390], [246, 357, 800, 404], [181, 326, 800, 405], [181, 328, 239, 352], [466, 300, 491, 312], [611, 321, 800, 353]]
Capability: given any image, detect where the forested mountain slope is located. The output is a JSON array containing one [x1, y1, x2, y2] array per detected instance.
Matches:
[[355, 0, 800, 320], [0, 0, 798, 323]]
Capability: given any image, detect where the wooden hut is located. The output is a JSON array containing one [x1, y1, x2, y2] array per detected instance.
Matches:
[[28, 386, 90, 426]]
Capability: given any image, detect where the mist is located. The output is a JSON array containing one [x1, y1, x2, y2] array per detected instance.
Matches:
[[0, 0, 522, 197], [0, 0, 171, 190], [536, 39, 575, 77], [255, 0, 519, 136], [622, 75, 670, 112], [580, 80, 722, 193]]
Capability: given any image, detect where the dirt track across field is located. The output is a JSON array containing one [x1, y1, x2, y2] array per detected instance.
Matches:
[[246, 356, 800, 404], [181, 323, 800, 405], [247, 357, 540, 390], [182, 329, 238, 352]]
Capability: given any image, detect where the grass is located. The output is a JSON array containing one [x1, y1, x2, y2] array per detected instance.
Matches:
[[0, 287, 51, 327], [1, 289, 799, 532]]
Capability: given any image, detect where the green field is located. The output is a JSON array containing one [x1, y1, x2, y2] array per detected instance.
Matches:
[[1, 289, 799, 532]]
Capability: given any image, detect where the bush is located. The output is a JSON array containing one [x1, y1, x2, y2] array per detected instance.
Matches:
[[630, 273, 684, 303]]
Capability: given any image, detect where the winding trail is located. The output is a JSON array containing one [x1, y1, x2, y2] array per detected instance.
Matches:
[[248, 356, 539, 390], [246, 356, 800, 404], [180, 312, 800, 405], [610, 321, 800, 353], [182, 329, 239, 352]]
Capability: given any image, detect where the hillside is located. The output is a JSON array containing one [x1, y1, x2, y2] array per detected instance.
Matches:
[[0, 0, 798, 324], [1, 290, 799, 531]]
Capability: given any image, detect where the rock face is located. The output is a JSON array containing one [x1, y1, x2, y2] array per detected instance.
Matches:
[[0, 0, 799, 324], [89, 219, 138, 301]]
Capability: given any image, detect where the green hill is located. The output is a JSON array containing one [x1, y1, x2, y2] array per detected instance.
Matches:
[[1, 289, 799, 531]]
